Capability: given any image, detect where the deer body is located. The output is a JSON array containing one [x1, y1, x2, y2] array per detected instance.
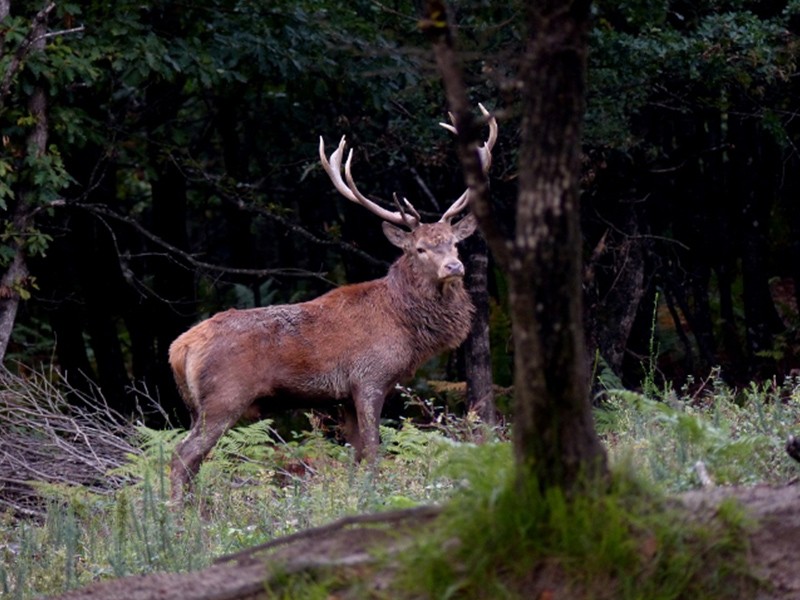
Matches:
[[170, 107, 497, 503], [170, 220, 477, 502]]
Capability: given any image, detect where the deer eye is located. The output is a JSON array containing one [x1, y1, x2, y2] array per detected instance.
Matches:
[[416, 247, 427, 255]]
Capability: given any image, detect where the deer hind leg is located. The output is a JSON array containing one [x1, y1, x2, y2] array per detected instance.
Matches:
[[170, 413, 238, 504]]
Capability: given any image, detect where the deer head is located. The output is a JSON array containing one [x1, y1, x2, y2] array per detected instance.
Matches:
[[318, 104, 497, 284]]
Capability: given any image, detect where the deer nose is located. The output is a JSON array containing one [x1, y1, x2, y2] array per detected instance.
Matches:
[[441, 260, 465, 279]]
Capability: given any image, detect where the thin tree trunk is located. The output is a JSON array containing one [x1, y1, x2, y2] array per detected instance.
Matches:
[[463, 232, 496, 426], [0, 252, 28, 358], [0, 5, 49, 361], [729, 116, 785, 376]]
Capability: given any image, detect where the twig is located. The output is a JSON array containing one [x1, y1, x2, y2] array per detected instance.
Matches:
[[0, 366, 139, 517]]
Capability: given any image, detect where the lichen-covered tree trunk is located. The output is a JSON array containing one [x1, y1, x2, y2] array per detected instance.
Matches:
[[424, 0, 607, 490], [509, 0, 607, 488]]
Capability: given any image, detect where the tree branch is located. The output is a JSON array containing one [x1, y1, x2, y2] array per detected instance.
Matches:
[[177, 160, 389, 269], [55, 201, 334, 283], [419, 0, 511, 268]]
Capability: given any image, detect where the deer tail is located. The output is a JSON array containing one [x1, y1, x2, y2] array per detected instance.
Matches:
[[168, 335, 197, 417]]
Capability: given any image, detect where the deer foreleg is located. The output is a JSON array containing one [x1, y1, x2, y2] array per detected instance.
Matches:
[[353, 387, 386, 463]]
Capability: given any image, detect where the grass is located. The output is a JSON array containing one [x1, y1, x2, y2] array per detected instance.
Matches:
[[0, 373, 799, 598]]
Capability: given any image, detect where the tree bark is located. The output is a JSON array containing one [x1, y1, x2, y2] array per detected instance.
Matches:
[[0, 252, 29, 358], [507, 0, 607, 488]]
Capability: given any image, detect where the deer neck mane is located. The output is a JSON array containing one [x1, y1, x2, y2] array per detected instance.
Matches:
[[384, 255, 475, 353], [385, 254, 464, 299]]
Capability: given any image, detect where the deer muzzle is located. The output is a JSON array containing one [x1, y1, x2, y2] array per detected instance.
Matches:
[[440, 259, 465, 280]]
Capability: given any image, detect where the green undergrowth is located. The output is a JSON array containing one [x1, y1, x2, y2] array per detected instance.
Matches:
[[0, 373, 798, 598], [597, 372, 800, 489], [0, 417, 471, 599]]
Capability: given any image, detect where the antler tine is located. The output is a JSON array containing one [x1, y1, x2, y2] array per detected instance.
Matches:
[[438, 122, 458, 135], [401, 197, 422, 223], [438, 111, 457, 135], [393, 193, 421, 228], [319, 136, 357, 203], [319, 136, 419, 228], [476, 103, 498, 172], [439, 104, 499, 223], [439, 190, 470, 224]]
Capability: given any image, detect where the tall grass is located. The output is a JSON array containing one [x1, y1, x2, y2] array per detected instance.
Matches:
[[0, 416, 465, 598], [0, 372, 798, 598]]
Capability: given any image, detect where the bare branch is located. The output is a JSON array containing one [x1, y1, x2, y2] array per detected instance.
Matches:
[[37, 25, 85, 42], [0, 366, 139, 517], [171, 157, 389, 268]]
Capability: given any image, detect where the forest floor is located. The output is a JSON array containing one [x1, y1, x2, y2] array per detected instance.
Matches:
[[48, 482, 800, 600]]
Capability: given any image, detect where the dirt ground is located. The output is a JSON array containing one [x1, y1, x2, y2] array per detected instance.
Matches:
[[47, 484, 800, 600]]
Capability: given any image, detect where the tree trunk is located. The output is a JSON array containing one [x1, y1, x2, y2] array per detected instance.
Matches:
[[0, 252, 28, 358], [584, 215, 647, 381], [729, 116, 785, 376]]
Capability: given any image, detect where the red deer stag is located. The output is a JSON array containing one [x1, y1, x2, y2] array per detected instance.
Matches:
[[169, 106, 497, 503]]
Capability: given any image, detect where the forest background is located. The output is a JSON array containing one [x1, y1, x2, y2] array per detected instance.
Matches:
[[2, 0, 800, 427]]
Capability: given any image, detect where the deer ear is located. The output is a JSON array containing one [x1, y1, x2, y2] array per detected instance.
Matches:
[[382, 222, 412, 249], [452, 213, 477, 241]]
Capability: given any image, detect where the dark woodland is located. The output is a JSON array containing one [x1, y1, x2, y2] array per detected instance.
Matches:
[[2, 0, 800, 429], [4, 2, 800, 598]]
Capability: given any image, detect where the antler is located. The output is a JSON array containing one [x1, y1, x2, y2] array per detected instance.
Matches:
[[438, 103, 498, 223], [319, 136, 420, 228], [319, 104, 497, 227]]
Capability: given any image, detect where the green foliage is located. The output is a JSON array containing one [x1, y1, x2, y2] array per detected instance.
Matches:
[[587, 0, 800, 146], [229, 279, 281, 309], [107, 426, 185, 483], [0, 406, 472, 598], [264, 571, 339, 600]]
